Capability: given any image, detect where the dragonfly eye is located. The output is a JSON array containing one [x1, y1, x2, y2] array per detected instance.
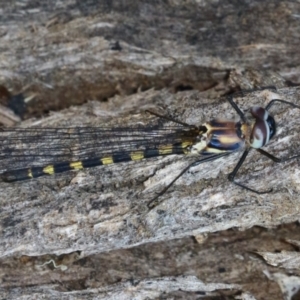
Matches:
[[249, 107, 275, 149], [267, 115, 276, 140]]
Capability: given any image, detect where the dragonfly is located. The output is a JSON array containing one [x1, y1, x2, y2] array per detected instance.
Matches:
[[0, 90, 299, 208]]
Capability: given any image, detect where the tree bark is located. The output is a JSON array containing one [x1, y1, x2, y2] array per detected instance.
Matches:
[[1, 1, 300, 299]]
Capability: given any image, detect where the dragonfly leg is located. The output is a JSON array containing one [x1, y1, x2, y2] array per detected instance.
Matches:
[[226, 95, 246, 122], [147, 160, 199, 209], [227, 86, 278, 122], [147, 152, 231, 209], [265, 99, 300, 111], [257, 148, 300, 163], [145, 110, 194, 128], [228, 148, 272, 194]]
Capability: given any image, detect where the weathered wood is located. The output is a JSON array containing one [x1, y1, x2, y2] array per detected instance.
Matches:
[[0, 1, 300, 118], [1, 87, 300, 299], [1, 1, 300, 299], [1, 87, 299, 255]]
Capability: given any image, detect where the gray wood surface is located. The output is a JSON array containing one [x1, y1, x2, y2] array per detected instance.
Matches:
[[1, 1, 300, 299]]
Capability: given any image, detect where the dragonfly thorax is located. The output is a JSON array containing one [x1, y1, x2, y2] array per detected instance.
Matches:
[[189, 120, 245, 155]]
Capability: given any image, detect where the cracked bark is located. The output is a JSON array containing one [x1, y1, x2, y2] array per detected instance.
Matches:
[[1, 1, 300, 299]]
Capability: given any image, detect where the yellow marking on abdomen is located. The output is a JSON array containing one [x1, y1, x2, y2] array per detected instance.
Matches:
[[181, 141, 192, 154], [43, 165, 55, 175], [70, 161, 83, 170], [28, 169, 33, 178], [158, 144, 173, 155], [101, 156, 114, 165], [130, 151, 144, 161]]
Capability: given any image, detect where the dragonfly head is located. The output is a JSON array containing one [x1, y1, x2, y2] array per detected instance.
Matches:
[[249, 106, 276, 149]]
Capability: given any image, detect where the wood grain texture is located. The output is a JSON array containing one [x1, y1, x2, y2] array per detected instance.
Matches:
[[1, 1, 300, 299]]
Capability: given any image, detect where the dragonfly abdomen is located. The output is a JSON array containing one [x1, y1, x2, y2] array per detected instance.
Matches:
[[0, 142, 193, 182]]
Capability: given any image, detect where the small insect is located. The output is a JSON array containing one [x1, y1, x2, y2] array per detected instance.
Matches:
[[0, 90, 299, 208]]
